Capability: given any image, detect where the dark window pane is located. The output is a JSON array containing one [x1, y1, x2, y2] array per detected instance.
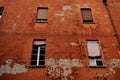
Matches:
[[40, 45, 46, 49], [40, 50, 45, 54], [32, 50, 38, 54], [103, 0, 106, 3], [31, 61, 37, 65], [39, 55, 45, 60], [31, 55, 37, 60], [39, 61, 45, 65], [33, 45, 39, 49], [96, 61, 103, 66]]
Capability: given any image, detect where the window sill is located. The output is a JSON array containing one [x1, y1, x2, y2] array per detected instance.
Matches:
[[82, 22, 95, 24], [29, 65, 46, 68], [36, 20, 48, 23], [89, 66, 106, 68], [35, 21, 48, 23]]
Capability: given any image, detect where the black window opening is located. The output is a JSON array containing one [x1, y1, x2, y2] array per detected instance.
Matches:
[[0, 6, 4, 16], [81, 8, 94, 23], [103, 0, 107, 4], [36, 7, 48, 23], [30, 40, 46, 67]]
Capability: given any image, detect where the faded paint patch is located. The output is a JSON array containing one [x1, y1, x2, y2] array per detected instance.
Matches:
[[12, 23, 16, 32], [64, 42, 78, 46], [63, 5, 72, 11], [54, 12, 64, 17], [75, 4, 80, 8], [46, 58, 83, 80], [0, 59, 27, 76], [96, 59, 120, 79], [70, 42, 78, 46], [60, 17, 65, 22]]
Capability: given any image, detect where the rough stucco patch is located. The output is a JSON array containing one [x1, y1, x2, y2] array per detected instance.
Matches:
[[0, 59, 27, 76], [46, 58, 83, 80]]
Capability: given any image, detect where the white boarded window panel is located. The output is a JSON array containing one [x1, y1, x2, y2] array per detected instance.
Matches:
[[89, 59, 97, 66], [37, 8, 48, 19], [34, 41, 46, 45], [87, 41, 100, 56]]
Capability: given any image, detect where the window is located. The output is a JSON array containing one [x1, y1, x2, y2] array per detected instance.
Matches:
[[103, 0, 107, 4], [36, 7, 48, 23], [86, 41, 104, 67], [30, 40, 46, 67], [81, 8, 94, 23], [0, 6, 4, 18]]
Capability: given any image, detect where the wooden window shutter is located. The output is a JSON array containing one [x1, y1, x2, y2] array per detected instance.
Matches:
[[37, 8, 48, 20], [81, 8, 93, 23]]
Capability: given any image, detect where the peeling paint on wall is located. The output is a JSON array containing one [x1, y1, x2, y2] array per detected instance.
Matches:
[[96, 59, 120, 79], [0, 59, 27, 76], [46, 58, 83, 80]]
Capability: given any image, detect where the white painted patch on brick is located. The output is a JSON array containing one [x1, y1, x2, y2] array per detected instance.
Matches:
[[54, 12, 64, 17], [70, 42, 78, 46], [63, 5, 72, 11], [0, 59, 27, 76]]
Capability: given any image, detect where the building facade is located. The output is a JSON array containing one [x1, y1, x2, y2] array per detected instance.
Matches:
[[0, 0, 120, 80]]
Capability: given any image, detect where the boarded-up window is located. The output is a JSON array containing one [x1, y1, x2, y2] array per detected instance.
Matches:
[[0, 6, 4, 17], [30, 40, 46, 67], [87, 41, 103, 67], [36, 7, 48, 22], [81, 8, 93, 23]]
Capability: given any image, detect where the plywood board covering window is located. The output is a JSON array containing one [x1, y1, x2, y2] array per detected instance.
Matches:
[[30, 40, 46, 67], [81, 8, 93, 23], [36, 8, 48, 22]]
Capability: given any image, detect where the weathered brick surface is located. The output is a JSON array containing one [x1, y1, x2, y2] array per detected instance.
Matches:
[[0, 0, 120, 80]]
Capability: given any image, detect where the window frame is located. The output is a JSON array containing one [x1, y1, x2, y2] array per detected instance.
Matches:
[[30, 39, 46, 68], [36, 7, 48, 23], [81, 8, 94, 24], [86, 40, 105, 68]]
